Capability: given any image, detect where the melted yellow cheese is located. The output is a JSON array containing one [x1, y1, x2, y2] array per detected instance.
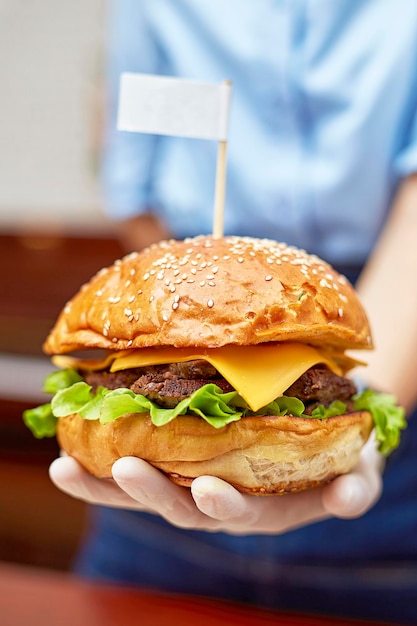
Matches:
[[54, 343, 344, 411]]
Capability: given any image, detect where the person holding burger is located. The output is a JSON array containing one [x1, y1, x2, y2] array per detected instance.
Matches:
[[34, 1, 417, 623]]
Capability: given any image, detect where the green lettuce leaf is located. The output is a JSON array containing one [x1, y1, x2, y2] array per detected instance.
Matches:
[[310, 400, 348, 419], [43, 368, 83, 394], [51, 382, 110, 421], [353, 389, 407, 455], [23, 403, 57, 438], [23, 369, 407, 457], [97, 384, 243, 427], [23, 369, 83, 437], [48, 380, 245, 430]]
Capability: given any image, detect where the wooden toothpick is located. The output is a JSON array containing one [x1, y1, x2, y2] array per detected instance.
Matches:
[[212, 138, 228, 239], [212, 80, 231, 239]]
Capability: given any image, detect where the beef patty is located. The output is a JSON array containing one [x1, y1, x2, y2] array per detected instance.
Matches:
[[83, 359, 356, 413]]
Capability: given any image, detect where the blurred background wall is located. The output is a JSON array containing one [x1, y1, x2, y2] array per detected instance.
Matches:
[[0, 0, 109, 232], [0, 0, 125, 572]]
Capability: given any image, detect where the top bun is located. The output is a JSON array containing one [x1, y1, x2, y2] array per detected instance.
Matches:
[[44, 235, 372, 354]]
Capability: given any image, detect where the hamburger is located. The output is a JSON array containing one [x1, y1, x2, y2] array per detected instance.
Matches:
[[24, 235, 405, 495]]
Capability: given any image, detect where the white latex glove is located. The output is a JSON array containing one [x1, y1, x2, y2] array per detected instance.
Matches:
[[49, 434, 384, 535]]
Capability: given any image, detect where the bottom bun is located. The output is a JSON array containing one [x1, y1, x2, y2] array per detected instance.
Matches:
[[57, 410, 373, 495]]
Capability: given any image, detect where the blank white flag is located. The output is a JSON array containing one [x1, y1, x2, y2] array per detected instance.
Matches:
[[117, 73, 231, 141]]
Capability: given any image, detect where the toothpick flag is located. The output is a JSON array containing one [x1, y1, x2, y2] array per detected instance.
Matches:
[[118, 73, 231, 140], [117, 73, 232, 237]]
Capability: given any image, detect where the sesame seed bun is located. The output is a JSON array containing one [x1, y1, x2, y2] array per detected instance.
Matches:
[[44, 235, 372, 354], [56, 410, 374, 494], [44, 235, 374, 495]]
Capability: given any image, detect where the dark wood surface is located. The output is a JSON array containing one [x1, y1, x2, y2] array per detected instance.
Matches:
[[0, 231, 125, 569], [0, 231, 125, 355], [0, 562, 388, 626]]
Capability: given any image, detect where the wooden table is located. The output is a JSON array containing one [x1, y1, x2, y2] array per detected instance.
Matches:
[[0, 562, 389, 626]]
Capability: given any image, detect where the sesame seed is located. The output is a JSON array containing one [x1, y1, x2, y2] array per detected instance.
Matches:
[[338, 308, 344, 317], [127, 340, 133, 347], [128, 295, 135, 303], [124, 308, 133, 316], [172, 302, 179, 310], [95, 290, 103, 297], [108, 296, 121, 304], [162, 313, 169, 322], [265, 275, 273, 281], [199, 280, 206, 287], [143, 273, 150, 281], [208, 281, 216, 287], [207, 298, 214, 308]]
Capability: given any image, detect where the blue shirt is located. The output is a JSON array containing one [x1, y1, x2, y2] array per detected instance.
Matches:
[[81, 4, 417, 620], [103, 0, 417, 268]]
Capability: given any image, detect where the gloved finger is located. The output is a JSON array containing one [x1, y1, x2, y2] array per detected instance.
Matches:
[[191, 475, 332, 534], [191, 476, 247, 520], [322, 455, 383, 519], [111, 457, 221, 530], [322, 432, 384, 518], [49, 456, 145, 510]]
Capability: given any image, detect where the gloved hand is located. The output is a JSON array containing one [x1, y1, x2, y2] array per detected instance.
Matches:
[[49, 433, 384, 535]]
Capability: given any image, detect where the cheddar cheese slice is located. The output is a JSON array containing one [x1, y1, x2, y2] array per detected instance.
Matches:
[[54, 343, 344, 412]]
